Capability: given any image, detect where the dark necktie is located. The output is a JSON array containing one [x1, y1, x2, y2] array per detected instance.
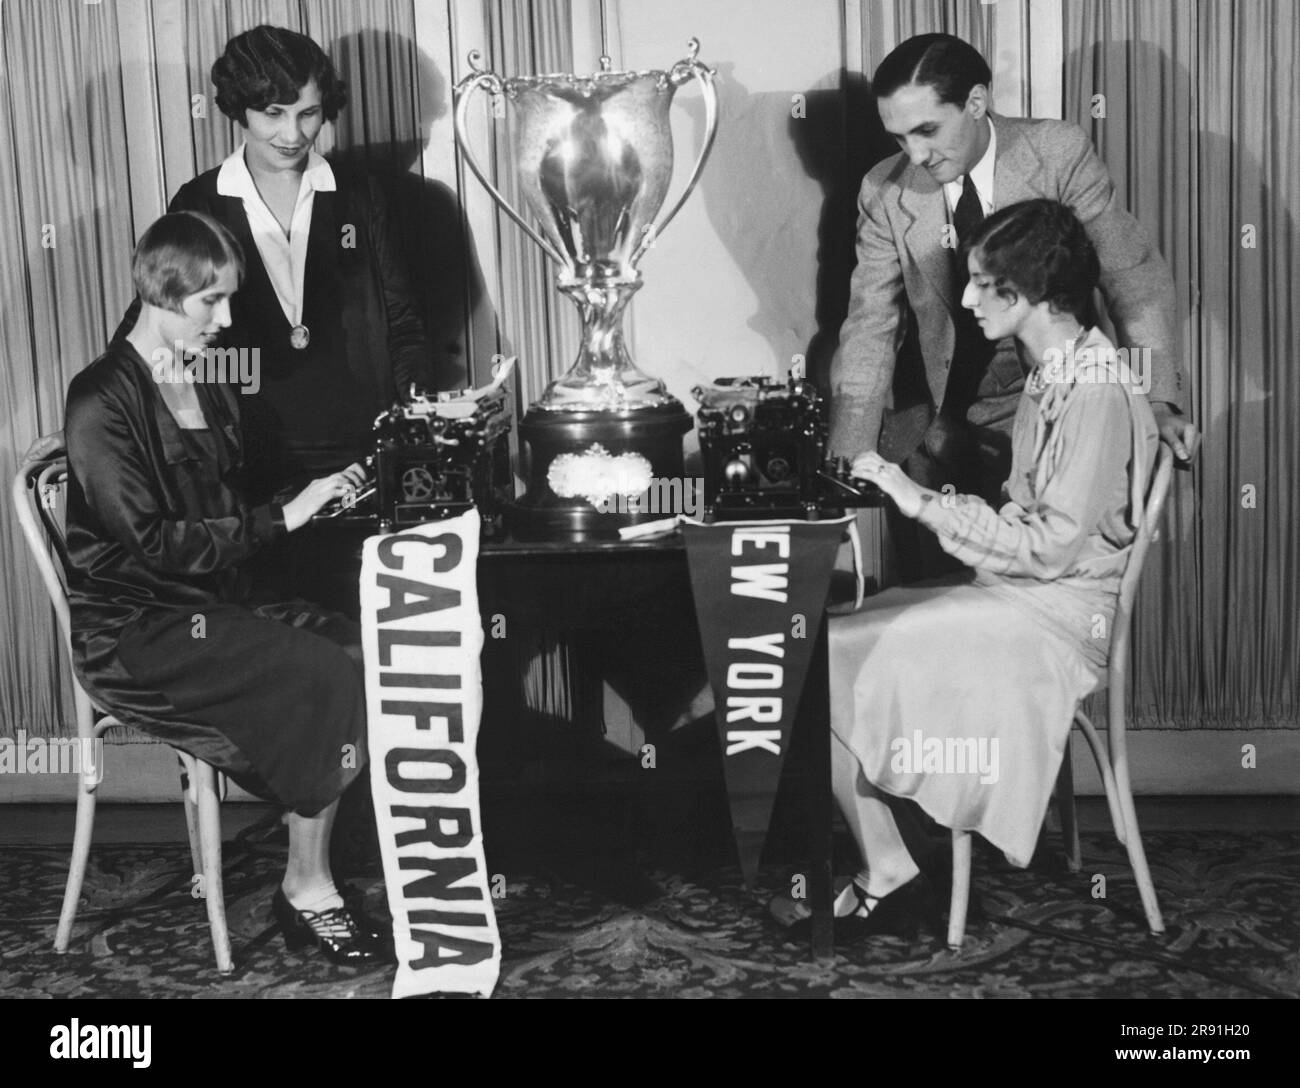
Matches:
[[952, 173, 985, 264], [943, 174, 995, 421]]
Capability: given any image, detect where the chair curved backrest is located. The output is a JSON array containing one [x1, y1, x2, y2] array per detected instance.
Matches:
[[12, 438, 103, 746], [13, 441, 74, 643], [1104, 441, 1177, 729], [1107, 444, 1180, 691]]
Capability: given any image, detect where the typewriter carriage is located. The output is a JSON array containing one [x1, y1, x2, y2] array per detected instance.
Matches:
[[315, 385, 514, 536], [693, 374, 879, 521]]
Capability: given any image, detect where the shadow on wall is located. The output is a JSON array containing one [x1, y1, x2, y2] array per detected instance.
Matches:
[[330, 27, 489, 394], [680, 65, 896, 391], [787, 70, 898, 390]]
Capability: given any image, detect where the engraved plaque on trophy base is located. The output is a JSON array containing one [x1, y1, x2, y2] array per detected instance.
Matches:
[[509, 403, 692, 540]]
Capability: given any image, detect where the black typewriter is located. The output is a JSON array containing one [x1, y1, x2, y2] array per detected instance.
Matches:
[[314, 377, 514, 538], [693, 374, 881, 522]]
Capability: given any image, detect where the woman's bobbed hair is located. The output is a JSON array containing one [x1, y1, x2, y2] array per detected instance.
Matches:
[[132, 211, 244, 313], [966, 199, 1100, 324], [212, 25, 348, 125]]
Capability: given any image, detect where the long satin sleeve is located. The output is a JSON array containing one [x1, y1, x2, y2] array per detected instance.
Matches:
[[65, 379, 285, 578]]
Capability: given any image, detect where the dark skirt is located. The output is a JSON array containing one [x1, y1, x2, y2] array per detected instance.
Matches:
[[73, 599, 366, 816]]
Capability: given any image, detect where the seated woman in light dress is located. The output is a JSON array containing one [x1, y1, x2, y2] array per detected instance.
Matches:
[[775, 199, 1158, 935]]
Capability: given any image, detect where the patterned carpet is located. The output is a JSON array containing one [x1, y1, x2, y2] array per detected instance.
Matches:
[[1, 822, 1296, 998]]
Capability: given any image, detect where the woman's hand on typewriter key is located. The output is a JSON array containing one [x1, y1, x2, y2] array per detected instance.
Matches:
[[282, 463, 370, 531], [851, 451, 929, 519]]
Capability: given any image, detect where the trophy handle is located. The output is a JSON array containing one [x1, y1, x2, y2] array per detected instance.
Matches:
[[633, 39, 720, 265], [453, 57, 568, 269]]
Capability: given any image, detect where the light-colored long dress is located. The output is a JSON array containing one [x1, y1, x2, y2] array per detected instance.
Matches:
[[829, 327, 1159, 866]]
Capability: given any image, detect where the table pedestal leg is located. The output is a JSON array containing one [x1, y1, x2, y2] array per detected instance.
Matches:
[[805, 619, 834, 961]]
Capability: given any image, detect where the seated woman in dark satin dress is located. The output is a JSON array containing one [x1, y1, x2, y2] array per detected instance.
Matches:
[[66, 211, 387, 965]]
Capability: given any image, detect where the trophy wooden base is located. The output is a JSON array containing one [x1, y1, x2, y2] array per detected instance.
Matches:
[[509, 403, 693, 540]]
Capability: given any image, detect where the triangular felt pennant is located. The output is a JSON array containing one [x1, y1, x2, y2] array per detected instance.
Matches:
[[682, 516, 852, 886]]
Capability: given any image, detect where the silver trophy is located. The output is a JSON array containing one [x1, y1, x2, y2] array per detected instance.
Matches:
[[454, 40, 718, 536]]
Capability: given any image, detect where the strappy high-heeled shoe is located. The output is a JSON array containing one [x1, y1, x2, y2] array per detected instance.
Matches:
[[833, 875, 929, 939], [271, 887, 394, 966], [335, 880, 394, 952], [772, 872, 938, 942]]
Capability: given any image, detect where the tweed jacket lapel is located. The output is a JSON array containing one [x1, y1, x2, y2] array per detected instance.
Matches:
[[887, 114, 1049, 411], [897, 165, 955, 319], [991, 115, 1049, 207], [895, 115, 1052, 317]]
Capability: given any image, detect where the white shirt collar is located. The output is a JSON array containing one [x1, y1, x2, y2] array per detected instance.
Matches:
[[944, 116, 996, 215], [215, 144, 335, 330], [216, 143, 336, 199]]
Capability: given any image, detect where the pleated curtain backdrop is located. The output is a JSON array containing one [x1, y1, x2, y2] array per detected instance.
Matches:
[[1, 0, 1296, 744], [1063, 0, 1299, 728], [1, 0, 137, 743]]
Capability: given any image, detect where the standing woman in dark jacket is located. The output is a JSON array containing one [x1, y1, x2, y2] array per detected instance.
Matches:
[[69, 211, 387, 965], [115, 24, 433, 608]]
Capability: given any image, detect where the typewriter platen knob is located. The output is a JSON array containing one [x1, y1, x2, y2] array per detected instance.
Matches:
[[724, 457, 751, 487], [764, 454, 792, 482]]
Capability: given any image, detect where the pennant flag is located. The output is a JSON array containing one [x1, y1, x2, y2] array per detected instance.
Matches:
[[359, 510, 500, 998], [682, 517, 851, 886]]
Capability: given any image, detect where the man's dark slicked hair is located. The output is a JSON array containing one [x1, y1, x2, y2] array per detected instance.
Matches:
[[873, 33, 992, 107], [212, 25, 348, 125]]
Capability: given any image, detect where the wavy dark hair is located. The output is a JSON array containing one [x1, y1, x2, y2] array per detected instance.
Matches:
[[873, 33, 992, 107], [212, 25, 348, 125], [133, 211, 244, 314], [965, 199, 1099, 324]]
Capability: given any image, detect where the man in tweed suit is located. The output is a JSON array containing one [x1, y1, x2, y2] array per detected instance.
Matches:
[[830, 34, 1197, 579]]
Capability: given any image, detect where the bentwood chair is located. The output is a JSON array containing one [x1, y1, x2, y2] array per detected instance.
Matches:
[[13, 438, 234, 974], [946, 443, 1176, 949]]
